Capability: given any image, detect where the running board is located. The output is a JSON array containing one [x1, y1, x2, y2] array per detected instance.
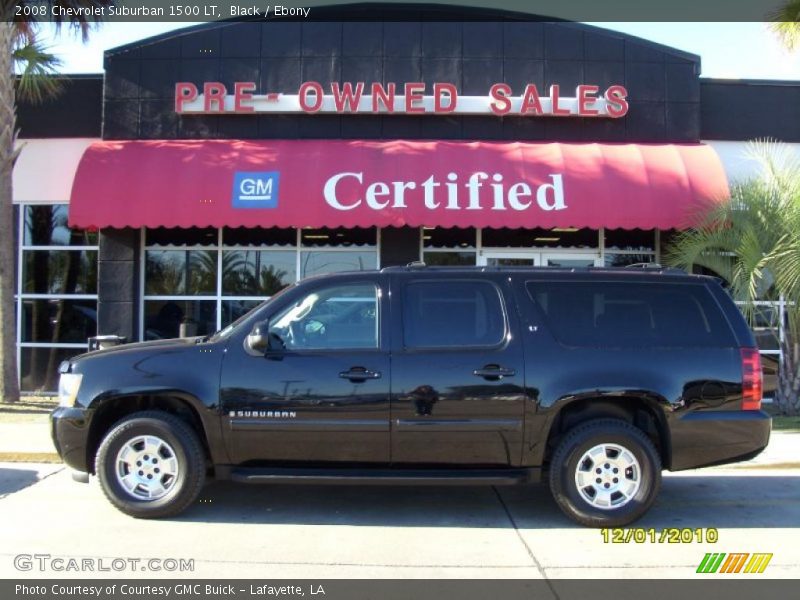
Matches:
[[223, 466, 540, 486]]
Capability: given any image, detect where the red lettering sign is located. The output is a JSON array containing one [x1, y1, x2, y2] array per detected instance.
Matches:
[[332, 82, 365, 112], [234, 82, 256, 112], [434, 83, 457, 113], [174, 81, 630, 118], [371, 82, 395, 113], [404, 82, 426, 113], [174, 82, 198, 113], [299, 81, 324, 112], [489, 83, 512, 115], [604, 85, 629, 118], [203, 82, 226, 112]]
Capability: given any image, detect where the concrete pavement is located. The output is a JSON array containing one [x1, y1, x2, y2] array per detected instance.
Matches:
[[0, 462, 797, 579], [0, 422, 56, 454]]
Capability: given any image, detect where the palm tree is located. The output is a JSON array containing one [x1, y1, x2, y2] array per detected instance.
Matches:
[[665, 141, 800, 416], [1, 2, 112, 403], [769, 1, 800, 51]]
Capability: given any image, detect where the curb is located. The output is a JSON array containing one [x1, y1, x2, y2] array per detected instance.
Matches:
[[0, 452, 62, 464], [721, 462, 800, 470]]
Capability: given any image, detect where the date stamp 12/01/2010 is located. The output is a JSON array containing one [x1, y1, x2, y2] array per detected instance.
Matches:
[[600, 528, 719, 544]]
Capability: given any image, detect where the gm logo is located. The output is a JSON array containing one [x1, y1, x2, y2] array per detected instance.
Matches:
[[232, 172, 280, 209]]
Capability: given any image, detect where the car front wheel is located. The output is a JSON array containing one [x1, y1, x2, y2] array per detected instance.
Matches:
[[95, 410, 205, 518], [549, 418, 662, 527]]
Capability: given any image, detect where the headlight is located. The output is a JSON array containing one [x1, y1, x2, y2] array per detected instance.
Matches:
[[58, 373, 83, 408]]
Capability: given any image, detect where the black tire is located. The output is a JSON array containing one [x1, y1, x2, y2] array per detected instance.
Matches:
[[549, 418, 662, 528], [95, 410, 206, 519]]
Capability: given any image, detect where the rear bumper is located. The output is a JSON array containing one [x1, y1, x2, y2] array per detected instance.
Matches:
[[669, 409, 771, 471], [50, 407, 92, 473]]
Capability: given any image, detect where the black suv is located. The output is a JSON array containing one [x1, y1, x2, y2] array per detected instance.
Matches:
[[51, 266, 771, 527]]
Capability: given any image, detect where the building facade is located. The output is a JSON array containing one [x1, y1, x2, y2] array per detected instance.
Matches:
[[13, 7, 800, 394]]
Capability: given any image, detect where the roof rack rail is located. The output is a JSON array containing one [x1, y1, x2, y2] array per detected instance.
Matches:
[[406, 261, 426, 268], [623, 262, 663, 268], [622, 262, 686, 274]]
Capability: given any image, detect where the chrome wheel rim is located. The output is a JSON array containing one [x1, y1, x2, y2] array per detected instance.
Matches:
[[115, 435, 179, 500], [574, 443, 641, 510]]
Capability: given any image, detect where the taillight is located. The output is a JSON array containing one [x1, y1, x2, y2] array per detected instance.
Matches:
[[740, 347, 763, 410]]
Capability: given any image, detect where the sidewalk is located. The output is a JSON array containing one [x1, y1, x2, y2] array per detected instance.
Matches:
[[723, 429, 799, 469], [0, 420, 59, 461], [0, 417, 797, 467]]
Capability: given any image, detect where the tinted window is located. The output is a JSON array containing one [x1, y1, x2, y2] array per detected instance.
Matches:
[[403, 280, 505, 348], [526, 280, 734, 348], [269, 283, 378, 350]]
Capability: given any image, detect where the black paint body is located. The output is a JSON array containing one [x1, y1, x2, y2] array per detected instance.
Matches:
[[52, 267, 771, 480]]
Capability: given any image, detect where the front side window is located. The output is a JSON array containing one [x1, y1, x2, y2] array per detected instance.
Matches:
[[402, 280, 506, 348], [268, 283, 379, 350]]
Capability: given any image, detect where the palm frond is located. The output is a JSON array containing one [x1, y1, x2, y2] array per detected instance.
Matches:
[[667, 140, 800, 335], [745, 139, 800, 197], [14, 40, 63, 103], [768, 1, 800, 50]]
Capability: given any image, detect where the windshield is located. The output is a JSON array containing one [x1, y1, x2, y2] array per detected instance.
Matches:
[[207, 283, 296, 342]]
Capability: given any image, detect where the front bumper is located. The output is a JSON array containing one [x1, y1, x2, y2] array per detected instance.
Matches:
[[50, 406, 93, 473], [669, 409, 772, 471]]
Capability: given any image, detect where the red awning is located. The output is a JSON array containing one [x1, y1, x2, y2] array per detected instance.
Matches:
[[68, 140, 729, 230]]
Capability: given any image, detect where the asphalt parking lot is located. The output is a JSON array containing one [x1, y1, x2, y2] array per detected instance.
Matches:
[[0, 462, 798, 579]]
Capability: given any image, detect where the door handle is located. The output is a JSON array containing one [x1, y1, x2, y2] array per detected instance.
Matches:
[[339, 367, 382, 382], [473, 365, 516, 380]]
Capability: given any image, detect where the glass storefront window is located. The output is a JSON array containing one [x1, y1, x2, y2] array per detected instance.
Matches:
[[17, 204, 98, 393], [146, 227, 218, 246], [603, 253, 657, 268], [144, 300, 217, 340], [222, 300, 264, 329], [300, 250, 377, 278], [604, 229, 656, 252], [422, 227, 477, 264], [423, 227, 475, 249], [145, 250, 217, 295], [21, 299, 98, 344], [301, 227, 376, 247], [22, 250, 97, 294], [20, 347, 84, 393], [223, 227, 296, 246], [23, 205, 97, 246], [482, 227, 598, 248], [423, 251, 477, 266], [141, 227, 378, 340], [222, 250, 296, 296]]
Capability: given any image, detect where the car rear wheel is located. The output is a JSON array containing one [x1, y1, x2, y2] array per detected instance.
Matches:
[[549, 419, 661, 527], [95, 410, 205, 518]]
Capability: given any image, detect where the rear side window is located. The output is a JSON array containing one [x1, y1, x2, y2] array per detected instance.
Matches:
[[525, 280, 735, 348], [403, 280, 506, 348]]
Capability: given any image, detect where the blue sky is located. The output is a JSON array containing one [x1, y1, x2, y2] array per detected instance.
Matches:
[[38, 21, 800, 80]]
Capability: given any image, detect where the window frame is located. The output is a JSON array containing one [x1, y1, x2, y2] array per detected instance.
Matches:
[[16, 204, 99, 393]]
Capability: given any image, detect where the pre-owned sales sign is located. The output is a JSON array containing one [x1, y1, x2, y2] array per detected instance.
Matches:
[[175, 81, 629, 117]]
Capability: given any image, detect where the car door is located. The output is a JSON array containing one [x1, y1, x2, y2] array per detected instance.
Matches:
[[389, 273, 527, 466], [220, 275, 390, 464]]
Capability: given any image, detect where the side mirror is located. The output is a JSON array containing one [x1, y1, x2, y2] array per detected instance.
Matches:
[[246, 320, 270, 354]]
